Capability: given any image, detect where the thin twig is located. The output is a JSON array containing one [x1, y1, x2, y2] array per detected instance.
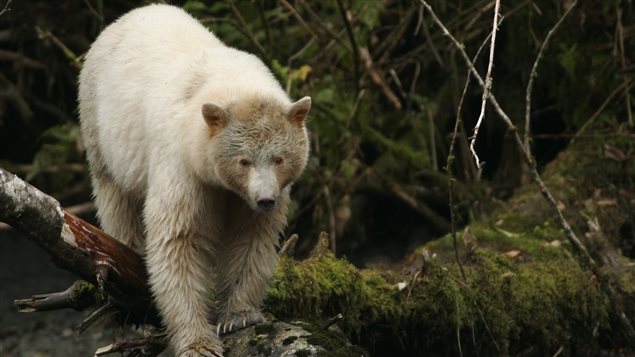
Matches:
[[446, 32, 493, 281], [95, 334, 168, 357], [0, 0, 11, 17], [278, 0, 319, 39], [380, 172, 451, 232], [227, 0, 269, 63], [525, 0, 577, 149], [615, 0, 633, 128], [321, 313, 343, 330], [336, 0, 360, 93], [82, 0, 104, 24], [420, 14, 445, 68], [572, 81, 628, 142], [427, 107, 437, 170], [0, 49, 46, 69], [279, 234, 299, 256], [359, 47, 402, 109], [297, 0, 348, 48], [468, 0, 501, 170], [257, 0, 273, 50], [35, 26, 81, 69], [322, 185, 337, 254]]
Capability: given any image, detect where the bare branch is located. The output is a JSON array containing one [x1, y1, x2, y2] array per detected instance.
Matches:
[[469, 0, 501, 170], [227, 0, 269, 63], [615, 2, 633, 128], [573, 81, 628, 142], [0, 0, 11, 17], [525, 1, 578, 149], [95, 333, 168, 357], [14, 280, 102, 313], [359, 47, 402, 110], [446, 31, 494, 281], [336, 0, 360, 93]]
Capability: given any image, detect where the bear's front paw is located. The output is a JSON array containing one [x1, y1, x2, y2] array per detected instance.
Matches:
[[179, 337, 224, 357], [216, 310, 266, 335]]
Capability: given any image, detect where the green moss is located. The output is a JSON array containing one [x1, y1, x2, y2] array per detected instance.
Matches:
[[70, 281, 106, 309], [266, 248, 611, 355]]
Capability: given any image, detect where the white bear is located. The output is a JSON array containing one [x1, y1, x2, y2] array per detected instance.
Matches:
[[78, 4, 311, 356]]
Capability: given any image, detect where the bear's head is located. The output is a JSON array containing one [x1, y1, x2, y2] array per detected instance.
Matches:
[[201, 95, 311, 212]]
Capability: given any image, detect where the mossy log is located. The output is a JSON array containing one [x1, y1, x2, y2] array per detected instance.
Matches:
[[264, 135, 635, 355]]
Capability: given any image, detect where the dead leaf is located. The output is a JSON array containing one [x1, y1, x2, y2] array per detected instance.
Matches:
[[462, 227, 475, 250], [543, 240, 561, 248], [557, 200, 566, 211], [604, 144, 628, 161], [597, 199, 617, 206], [503, 250, 521, 258]]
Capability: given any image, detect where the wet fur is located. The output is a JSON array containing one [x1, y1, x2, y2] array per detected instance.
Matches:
[[78, 4, 310, 356]]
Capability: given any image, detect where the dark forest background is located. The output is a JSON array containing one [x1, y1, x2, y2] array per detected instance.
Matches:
[[1, 0, 632, 265]]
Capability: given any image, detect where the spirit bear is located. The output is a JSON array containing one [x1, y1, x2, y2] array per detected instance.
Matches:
[[78, 4, 311, 356]]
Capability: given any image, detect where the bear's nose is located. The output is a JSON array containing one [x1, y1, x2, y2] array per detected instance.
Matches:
[[257, 198, 276, 211]]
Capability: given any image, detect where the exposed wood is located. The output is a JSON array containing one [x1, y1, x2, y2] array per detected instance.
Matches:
[[0, 167, 152, 321], [14, 280, 102, 312]]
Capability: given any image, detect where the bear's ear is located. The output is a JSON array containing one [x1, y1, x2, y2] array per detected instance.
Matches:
[[287, 96, 311, 128], [202, 103, 229, 137]]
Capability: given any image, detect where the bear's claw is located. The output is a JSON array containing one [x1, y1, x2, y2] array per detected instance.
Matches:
[[216, 310, 266, 335]]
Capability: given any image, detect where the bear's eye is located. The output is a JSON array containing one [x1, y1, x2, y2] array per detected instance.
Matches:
[[239, 159, 251, 167], [273, 157, 283, 165]]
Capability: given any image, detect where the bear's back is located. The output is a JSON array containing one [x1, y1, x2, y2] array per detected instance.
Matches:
[[79, 5, 226, 193], [79, 4, 289, 195]]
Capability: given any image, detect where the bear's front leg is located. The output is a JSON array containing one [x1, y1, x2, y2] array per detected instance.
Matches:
[[215, 201, 286, 334], [144, 184, 222, 357]]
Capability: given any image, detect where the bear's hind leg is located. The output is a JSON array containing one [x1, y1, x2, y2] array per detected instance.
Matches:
[[92, 176, 145, 253]]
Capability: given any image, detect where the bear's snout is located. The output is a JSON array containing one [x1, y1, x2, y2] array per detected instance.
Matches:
[[257, 198, 276, 211]]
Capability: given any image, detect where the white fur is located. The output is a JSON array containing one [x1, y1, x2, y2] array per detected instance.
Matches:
[[78, 4, 307, 356], [248, 166, 279, 209]]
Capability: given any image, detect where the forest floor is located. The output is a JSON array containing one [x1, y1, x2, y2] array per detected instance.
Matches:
[[0, 228, 138, 357]]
